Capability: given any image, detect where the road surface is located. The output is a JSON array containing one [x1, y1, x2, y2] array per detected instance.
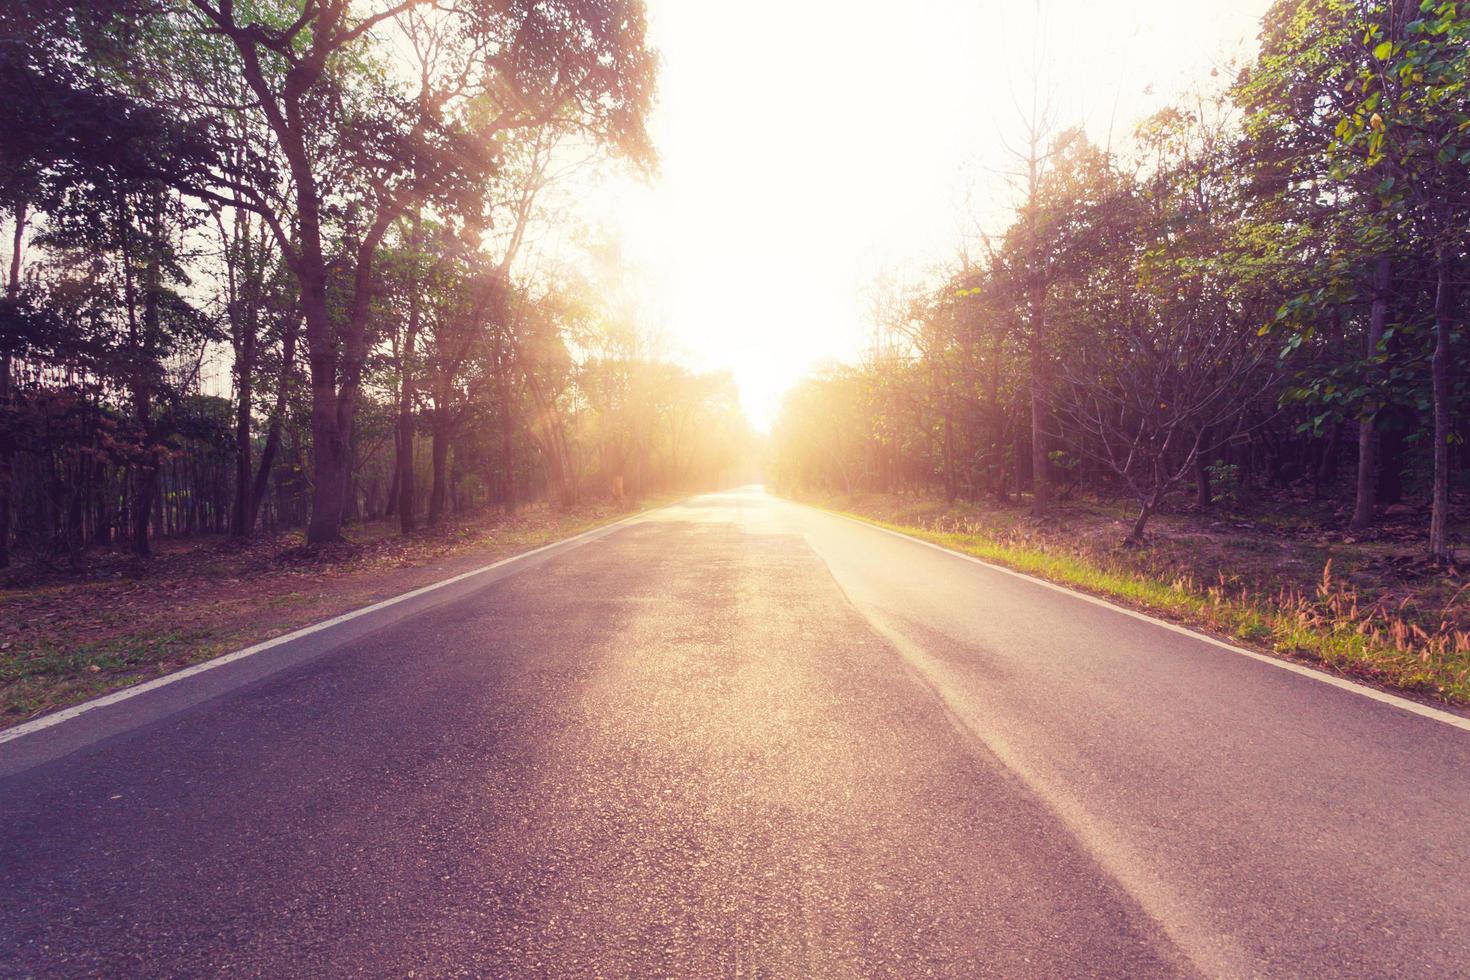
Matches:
[[3, 487, 1469, 977]]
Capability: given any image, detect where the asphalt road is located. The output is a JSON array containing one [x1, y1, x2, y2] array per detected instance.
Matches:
[[3, 487, 1469, 978]]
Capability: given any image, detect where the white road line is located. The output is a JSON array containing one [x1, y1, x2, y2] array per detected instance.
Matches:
[[0, 505, 664, 747], [808, 504, 1470, 734]]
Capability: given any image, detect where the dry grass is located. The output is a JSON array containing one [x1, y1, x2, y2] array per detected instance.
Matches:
[[798, 490, 1470, 707]]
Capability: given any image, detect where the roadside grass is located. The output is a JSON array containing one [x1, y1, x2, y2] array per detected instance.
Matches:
[[0, 630, 215, 720], [802, 493, 1470, 708], [0, 496, 670, 727]]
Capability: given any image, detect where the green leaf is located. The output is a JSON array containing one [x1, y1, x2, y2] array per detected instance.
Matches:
[[1374, 40, 1394, 60]]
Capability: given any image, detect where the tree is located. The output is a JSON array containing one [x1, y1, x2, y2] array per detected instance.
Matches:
[[1010, 111, 1067, 516], [1346, 1, 1470, 561], [168, 0, 655, 543], [1237, 0, 1415, 532], [0, 0, 215, 559]]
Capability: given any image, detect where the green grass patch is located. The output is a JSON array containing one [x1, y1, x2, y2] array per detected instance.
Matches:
[[0, 630, 203, 683]]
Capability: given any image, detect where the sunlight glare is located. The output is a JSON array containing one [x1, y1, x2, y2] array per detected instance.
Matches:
[[587, 0, 1272, 431]]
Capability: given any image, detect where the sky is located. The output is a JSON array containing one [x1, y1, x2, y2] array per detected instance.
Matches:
[[589, 0, 1274, 431]]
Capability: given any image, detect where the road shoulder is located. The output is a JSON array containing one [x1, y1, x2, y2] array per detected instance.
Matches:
[[0, 501, 666, 775]]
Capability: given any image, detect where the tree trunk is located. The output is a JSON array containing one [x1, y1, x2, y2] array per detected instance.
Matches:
[[131, 451, 158, 557], [342, 441, 358, 526], [525, 373, 575, 506], [1024, 117, 1050, 518], [1429, 249, 1452, 563], [1125, 498, 1154, 548], [230, 327, 256, 539], [1194, 452, 1212, 509], [942, 396, 957, 503], [303, 202, 388, 545], [1029, 341, 1050, 517], [306, 367, 348, 545], [93, 458, 111, 546], [384, 464, 399, 518], [246, 313, 298, 533], [127, 196, 165, 558], [988, 328, 1007, 502], [301, 233, 358, 545], [1351, 256, 1391, 532], [499, 376, 517, 514], [0, 201, 24, 568], [450, 450, 461, 514], [428, 418, 449, 525], [396, 213, 421, 534], [225, 210, 260, 541], [395, 399, 416, 533], [295, 173, 353, 546], [0, 347, 10, 570]]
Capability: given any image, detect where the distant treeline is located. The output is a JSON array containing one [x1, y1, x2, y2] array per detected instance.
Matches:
[[0, 0, 751, 568], [773, 0, 1468, 555]]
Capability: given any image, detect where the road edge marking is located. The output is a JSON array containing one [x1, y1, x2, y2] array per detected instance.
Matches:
[[0, 502, 671, 747], [803, 502, 1470, 734]]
